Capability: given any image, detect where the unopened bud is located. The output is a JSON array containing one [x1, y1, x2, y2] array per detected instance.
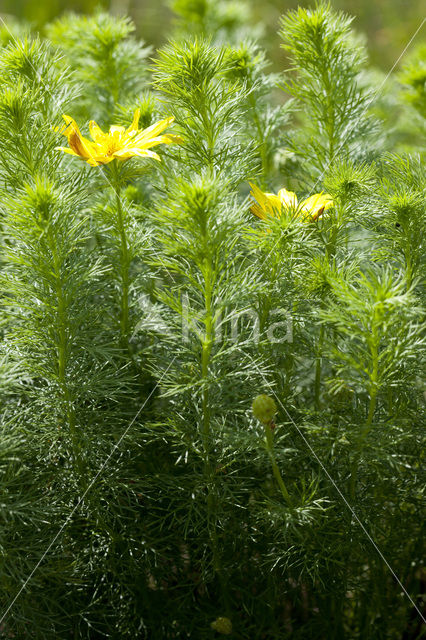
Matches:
[[252, 394, 277, 425], [211, 617, 232, 634]]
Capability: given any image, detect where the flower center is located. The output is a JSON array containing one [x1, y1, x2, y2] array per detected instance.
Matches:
[[106, 138, 120, 155]]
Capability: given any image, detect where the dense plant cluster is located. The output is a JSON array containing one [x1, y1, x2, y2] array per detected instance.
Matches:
[[0, 3, 424, 638]]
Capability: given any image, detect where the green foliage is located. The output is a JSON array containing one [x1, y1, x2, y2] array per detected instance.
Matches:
[[321, 267, 423, 397], [374, 154, 426, 287], [399, 43, 426, 117], [0, 4, 424, 640], [170, 0, 261, 43], [46, 11, 152, 123], [279, 2, 378, 178], [153, 38, 256, 182], [225, 41, 294, 186]]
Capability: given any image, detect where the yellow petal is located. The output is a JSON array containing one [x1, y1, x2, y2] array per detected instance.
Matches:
[[57, 113, 179, 167], [86, 157, 101, 166], [266, 194, 282, 212], [134, 134, 184, 149], [133, 116, 175, 143], [301, 192, 333, 212], [89, 120, 107, 142], [125, 108, 141, 136], [61, 114, 83, 139], [278, 188, 298, 209], [250, 203, 266, 220], [249, 182, 281, 216], [92, 155, 115, 165], [55, 146, 80, 157], [109, 125, 126, 135], [112, 148, 161, 161], [153, 133, 184, 144], [68, 130, 98, 160], [249, 182, 270, 210], [59, 115, 100, 161], [300, 192, 334, 221], [249, 182, 282, 218]]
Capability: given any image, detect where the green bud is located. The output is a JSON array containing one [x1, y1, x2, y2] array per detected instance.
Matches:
[[252, 394, 277, 424], [211, 617, 232, 634]]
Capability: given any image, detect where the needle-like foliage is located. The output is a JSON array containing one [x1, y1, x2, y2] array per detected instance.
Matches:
[[0, 4, 424, 639]]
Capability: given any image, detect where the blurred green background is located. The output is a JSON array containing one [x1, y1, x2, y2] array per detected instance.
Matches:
[[0, 0, 424, 70]]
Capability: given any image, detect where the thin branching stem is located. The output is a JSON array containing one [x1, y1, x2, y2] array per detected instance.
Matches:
[[48, 229, 84, 477], [111, 161, 131, 346], [264, 422, 293, 507]]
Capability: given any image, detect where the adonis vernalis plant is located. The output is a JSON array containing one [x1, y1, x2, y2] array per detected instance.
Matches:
[[0, 3, 424, 640]]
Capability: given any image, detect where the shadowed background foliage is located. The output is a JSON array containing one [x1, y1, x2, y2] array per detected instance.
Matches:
[[0, 0, 424, 70]]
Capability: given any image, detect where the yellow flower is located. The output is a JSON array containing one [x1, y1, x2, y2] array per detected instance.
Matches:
[[249, 182, 333, 222], [55, 109, 183, 167]]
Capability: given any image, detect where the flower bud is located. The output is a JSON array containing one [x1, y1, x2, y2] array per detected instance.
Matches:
[[252, 394, 277, 424], [211, 617, 232, 634]]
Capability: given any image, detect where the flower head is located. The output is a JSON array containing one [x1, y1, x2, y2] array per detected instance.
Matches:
[[56, 109, 183, 167], [249, 182, 333, 223]]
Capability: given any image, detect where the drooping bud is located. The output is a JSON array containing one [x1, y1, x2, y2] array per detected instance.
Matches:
[[211, 617, 232, 635], [252, 394, 277, 425]]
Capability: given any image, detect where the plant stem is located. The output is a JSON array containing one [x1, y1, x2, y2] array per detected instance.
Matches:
[[404, 249, 413, 290], [200, 242, 223, 581], [315, 227, 338, 411], [51, 235, 83, 477], [314, 63, 337, 410], [248, 92, 267, 187], [321, 63, 336, 169], [349, 319, 379, 499], [258, 253, 281, 336], [264, 422, 292, 507], [314, 324, 324, 410], [202, 261, 213, 462], [111, 162, 130, 346]]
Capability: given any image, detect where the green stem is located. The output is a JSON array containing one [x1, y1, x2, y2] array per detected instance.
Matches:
[[264, 422, 292, 507], [198, 100, 228, 591], [248, 92, 267, 187], [366, 385, 378, 429], [201, 250, 223, 580], [349, 324, 379, 499], [404, 250, 413, 290], [259, 256, 281, 335], [321, 63, 336, 168], [202, 263, 213, 461], [326, 228, 338, 262], [314, 324, 324, 410], [51, 236, 83, 476], [315, 229, 338, 411], [112, 162, 130, 346], [199, 99, 215, 172]]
